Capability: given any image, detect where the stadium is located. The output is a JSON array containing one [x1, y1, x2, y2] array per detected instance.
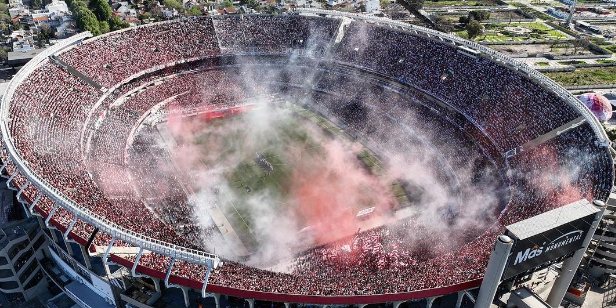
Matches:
[[0, 9, 613, 308]]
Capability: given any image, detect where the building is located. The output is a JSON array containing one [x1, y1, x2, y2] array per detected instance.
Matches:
[[0, 179, 47, 303], [588, 193, 616, 276]]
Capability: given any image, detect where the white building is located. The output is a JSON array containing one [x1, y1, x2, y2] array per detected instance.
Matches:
[[8, 6, 26, 18], [45, 0, 69, 14], [365, 0, 380, 12]]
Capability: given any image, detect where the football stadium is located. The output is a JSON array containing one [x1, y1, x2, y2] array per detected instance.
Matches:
[[0, 9, 613, 308]]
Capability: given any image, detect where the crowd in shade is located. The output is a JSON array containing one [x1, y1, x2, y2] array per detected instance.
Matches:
[[2, 15, 612, 296]]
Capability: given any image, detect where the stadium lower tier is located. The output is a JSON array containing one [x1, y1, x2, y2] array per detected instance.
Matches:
[[0, 13, 613, 303]]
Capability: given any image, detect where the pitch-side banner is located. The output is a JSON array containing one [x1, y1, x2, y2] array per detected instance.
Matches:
[[503, 213, 596, 279]]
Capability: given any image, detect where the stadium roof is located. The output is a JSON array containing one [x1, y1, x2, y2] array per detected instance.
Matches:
[[506, 199, 599, 240]]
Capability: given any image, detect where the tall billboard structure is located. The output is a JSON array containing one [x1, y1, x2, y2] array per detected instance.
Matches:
[[504, 199, 600, 279], [476, 199, 604, 308]]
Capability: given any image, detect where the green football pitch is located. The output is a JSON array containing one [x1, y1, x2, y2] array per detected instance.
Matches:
[[179, 101, 414, 252]]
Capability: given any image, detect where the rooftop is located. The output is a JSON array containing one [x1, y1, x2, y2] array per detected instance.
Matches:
[[507, 199, 600, 240]]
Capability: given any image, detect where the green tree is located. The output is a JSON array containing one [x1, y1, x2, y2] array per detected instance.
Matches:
[[603, 123, 616, 141], [37, 23, 54, 44], [90, 0, 113, 21], [109, 16, 129, 31], [469, 10, 490, 21], [149, 6, 165, 20], [433, 16, 454, 33], [466, 19, 483, 40], [75, 6, 101, 35], [99, 20, 109, 34], [187, 6, 202, 16], [139, 11, 152, 21], [31, 0, 44, 9], [0, 14, 10, 29], [400, 0, 423, 11], [163, 0, 184, 11], [242, 0, 259, 7], [222, 0, 233, 7], [0, 3, 8, 13], [0, 46, 10, 62]]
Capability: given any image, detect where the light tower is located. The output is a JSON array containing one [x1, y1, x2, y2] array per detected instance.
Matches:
[[566, 0, 577, 26]]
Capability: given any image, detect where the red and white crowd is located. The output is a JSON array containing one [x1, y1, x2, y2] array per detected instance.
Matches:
[[2, 15, 612, 297]]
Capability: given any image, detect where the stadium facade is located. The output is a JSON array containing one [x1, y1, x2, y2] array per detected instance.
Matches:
[[0, 9, 613, 308]]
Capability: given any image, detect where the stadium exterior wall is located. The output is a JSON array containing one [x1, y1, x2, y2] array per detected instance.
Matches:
[[108, 254, 481, 305], [16, 187, 480, 304]]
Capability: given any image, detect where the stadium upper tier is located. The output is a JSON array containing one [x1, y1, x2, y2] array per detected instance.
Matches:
[[0, 11, 613, 304]]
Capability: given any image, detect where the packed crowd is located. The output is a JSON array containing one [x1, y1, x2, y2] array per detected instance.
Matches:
[[333, 23, 582, 152], [212, 15, 340, 55], [3, 15, 613, 297], [58, 17, 220, 88]]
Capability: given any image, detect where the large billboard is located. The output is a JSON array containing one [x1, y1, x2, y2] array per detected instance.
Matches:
[[503, 200, 599, 279]]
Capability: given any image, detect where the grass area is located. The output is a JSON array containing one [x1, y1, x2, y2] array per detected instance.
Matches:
[[491, 10, 525, 19], [515, 6, 556, 21], [356, 150, 411, 207], [598, 59, 616, 64], [495, 22, 567, 38], [196, 103, 414, 249], [456, 29, 469, 39], [468, 22, 568, 41], [558, 60, 586, 65], [195, 109, 323, 248], [455, 22, 567, 42], [476, 33, 526, 42], [544, 66, 616, 86], [605, 45, 616, 54], [536, 62, 549, 66], [357, 149, 385, 176], [508, 22, 550, 30], [423, 0, 499, 6]]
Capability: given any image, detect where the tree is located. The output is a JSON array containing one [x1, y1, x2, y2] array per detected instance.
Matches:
[[149, 6, 165, 20], [469, 10, 490, 21], [163, 0, 184, 11], [466, 19, 483, 40], [0, 3, 8, 13], [433, 16, 454, 33], [222, 0, 233, 7], [572, 38, 588, 55], [241, 0, 258, 7], [0, 47, 10, 62], [459, 16, 469, 24], [90, 0, 113, 22], [11, 21, 22, 30], [187, 6, 202, 16], [31, 0, 44, 9], [75, 6, 101, 35], [401, 0, 424, 11], [69, 0, 89, 11], [139, 11, 153, 21], [37, 23, 54, 44], [109, 16, 129, 31], [99, 20, 109, 34]]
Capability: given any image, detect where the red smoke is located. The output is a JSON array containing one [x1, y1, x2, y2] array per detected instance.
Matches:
[[289, 140, 393, 245]]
